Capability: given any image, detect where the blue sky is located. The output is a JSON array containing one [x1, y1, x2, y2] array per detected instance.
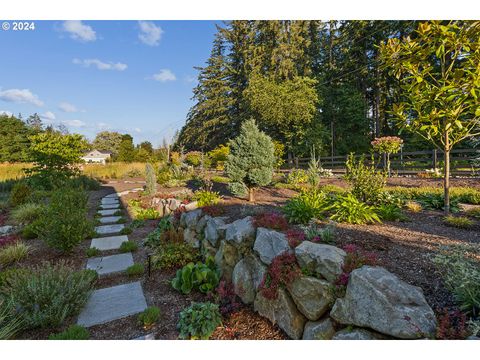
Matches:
[[0, 20, 220, 146]]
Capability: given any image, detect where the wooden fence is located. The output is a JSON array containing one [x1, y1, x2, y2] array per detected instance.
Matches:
[[291, 148, 480, 176]]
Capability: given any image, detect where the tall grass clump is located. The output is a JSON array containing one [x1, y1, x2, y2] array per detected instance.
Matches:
[[82, 162, 146, 180]]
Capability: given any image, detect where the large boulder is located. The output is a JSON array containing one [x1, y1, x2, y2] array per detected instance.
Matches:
[[302, 318, 336, 340], [330, 266, 437, 339], [204, 217, 228, 247], [332, 328, 379, 340], [168, 198, 182, 211], [214, 240, 240, 281], [287, 276, 333, 321], [196, 215, 210, 234], [295, 242, 346, 283], [180, 209, 203, 229], [254, 288, 306, 339], [0, 225, 14, 236], [201, 237, 217, 258], [253, 227, 291, 265], [232, 255, 266, 304], [184, 201, 199, 212], [225, 216, 255, 246], [183, 228, 199, 248]]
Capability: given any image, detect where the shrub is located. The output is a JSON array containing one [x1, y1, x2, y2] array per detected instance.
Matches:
[[286, 169, 308, 188], [253, 212, 289, 231], [48, 325, 90, 340], [226, 119, 275, 201], [185, 151, 202, 167], [86, 247, 100, 258], [259, 252, 301, 300], [345, 153, 386, 204], [0, 297, 23, 340], [138, 306, 161, 328], [286, 229, 306, 248], [177, 302, 222, 339], [10, 203, 44, 224], [283, 189, 328, 224], [119, 240, 138, 253], [145, 163, 157, 196], [327, 193, 381, 225], [152, 243, 198, 270], [1, 262, 97, 329], [433, 245, 480, 315], [435, 308, 468, 340], [215, 280, 242, 317], [171, 257, 220, 294], [134, 208, 160, 220], [9, 182, 32, 207], [208, 144, 229, 170], [34, 188, 92, 253], [376, 204, 408, 222], [443, 215, 475, 229], [210, 175, 230, 184], [202, 205, 225, 217], [126, 263, 144, 276], [466, 207, 480, 219], [370, 136, 403, 176], [0, 242, 30, 267], [405, 201, 423, 213], [193, 190, 221, 207]]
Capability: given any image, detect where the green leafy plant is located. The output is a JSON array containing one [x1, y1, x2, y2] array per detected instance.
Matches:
[[135, 208, 160, 220], [10, 203, 44, 224], [126, 263, 144, 276], [137, 306, 161, 328], [327, 193, 381, 225], [0, 242, 30, 267], [405, 201, 423, 213], [376, 204, 408, 222], [171, 257, 220, 294], [1, 262, 97, 329], [283, 189, 328, 224], [193, 190, 221, 207], [119, 240, 138, 253], [301, 221, 336, 244], [177, 302, 222, 340], [120, 227, 133, 235], [466, 208, 480, 219], [86, 247, 100, 258], [443, 215, 475, 229], [0, 297, 23, 340], [286, 169, 308, 188], [8, 182, 32, 207], [418, 193, 460, 212], [152, 242, 198, 270], [48, 325, 90, 340], [345, 153, 386, 204], [371, 136, 403, 177]]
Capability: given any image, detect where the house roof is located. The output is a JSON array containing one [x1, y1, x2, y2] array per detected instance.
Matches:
[[82, 150, 112, 158]]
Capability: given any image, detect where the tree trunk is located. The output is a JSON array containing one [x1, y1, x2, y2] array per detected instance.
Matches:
[[248, 188, 255, 202], [444, 147, 450, 214]]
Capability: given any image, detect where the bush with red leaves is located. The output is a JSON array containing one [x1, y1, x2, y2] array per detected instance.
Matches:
[[259, 252, 301, 300], [0, 234, 19, 248], [436, 308, 469, 339], [336, 244, 378, 286], [202, 206, 225, 217], [253, 212, 289, 231], [286, 229, 306, 248], [213, 280, 242, 317]]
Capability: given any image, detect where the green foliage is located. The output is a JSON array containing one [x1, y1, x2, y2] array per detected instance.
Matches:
[[1, 262, 97, 329], [9, 182, 32, 207], [138, 306, 161, 327], [433, 245, 480, 316], [376, 204, 408, 222], [345, 153, 386, 204], [226, 119, 275, 201], [466, 208, 480, 219], [145, 163, 157, 195], [171, 257, 220, 294], [10, 202, 44, 224], [386, 186, 480, 206], [185, 151, 202, 167], [327, 193, 381, 225], [34, 188, 92, 253], [418, 193, 460, 212], [283, 189, 328, 224], [92, 131, 123, 157], [119, 240, 138, 253], [120, 227, 133, 235], [21, 222, 39, 239], [286, 169, 308, 188], [126, 263, 144, 276], [193, 190, 220, 207], [405, 201, 423, 213], [272, 140, 285, 169], [0, 242, 30, 267], [443, 215, 475, 229], [177, 302, 222, 340], [0, 114, 32, 163], [0, 297, 23, 340], [210, 175, 230, 184], [86, 247, 100, 258], [152, 242, 199, 270], [48, 325, 90, 340], [117, 134, 136, 162], [301, 221, 337, 244], [208, 145, 230, 170]]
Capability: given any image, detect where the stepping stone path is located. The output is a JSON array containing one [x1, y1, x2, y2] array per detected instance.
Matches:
[[78, 191, 149, 332]]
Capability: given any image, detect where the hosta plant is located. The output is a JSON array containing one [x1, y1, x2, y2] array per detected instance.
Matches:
[[171, 257, 220, 294], [327, 193, 381, 225], [177, 302, 222, 340]]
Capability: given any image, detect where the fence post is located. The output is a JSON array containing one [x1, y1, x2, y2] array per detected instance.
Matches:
[[294, 157, 299, 168], [432, 149, 437, 169]]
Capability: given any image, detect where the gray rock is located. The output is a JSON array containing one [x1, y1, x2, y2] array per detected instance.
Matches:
[[254, 288, 307, 340], [232, 255, 267, 304], [204, 217, 228, 247], [303, 318, 336, 340], [253, 227, 291, 265], [0, 225, 14, 236], [196, 215, 210, 234], [295, 241, 346, 283], [77, 282, 147, 327], [225, 216, 255, 246], [86, 253, 134, 276], [214, 240, 240, 281], [288, 276, 333, 321], [180, 209, 203, 229], [98, 216, 122, 224], [332, 328, 378, 340], [183, 227, 199, 248], [184, 201, 199, 211], [201, 238, 217, 258], [168, 198, 181, 211], [330, 266, 437, 339]]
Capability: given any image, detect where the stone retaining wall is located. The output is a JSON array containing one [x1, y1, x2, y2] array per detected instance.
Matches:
[[179, 209, 438, 340]]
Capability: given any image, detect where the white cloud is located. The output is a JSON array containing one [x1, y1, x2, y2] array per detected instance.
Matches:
[[0, 88, 44, 106], [41, 111, 56, 122], [138, 21, 163, 46], [0, 110, 13, 117], [152, 69, 176, 82], [58, 102, 79, 113], [134, 127, 142, 133], [62, 119, 86, 127], [73, 58, 127, 71], [62, 21, 96, 42]]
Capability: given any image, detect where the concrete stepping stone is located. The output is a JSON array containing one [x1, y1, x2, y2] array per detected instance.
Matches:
[[86, 253, 134, 275], [90, 235, 129, 251], [105, 193, 119, 199], [133, 333, 155, 340], [98, 209, 121, 216], [101, 198, 120, 205], [98, 216, 122, 224], [77, 282, 147, 327], [100, 203, 121, 210], [95, 223, 125, 235]]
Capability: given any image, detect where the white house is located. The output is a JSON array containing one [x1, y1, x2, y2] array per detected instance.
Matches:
[[82, 150, 112, 164]]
